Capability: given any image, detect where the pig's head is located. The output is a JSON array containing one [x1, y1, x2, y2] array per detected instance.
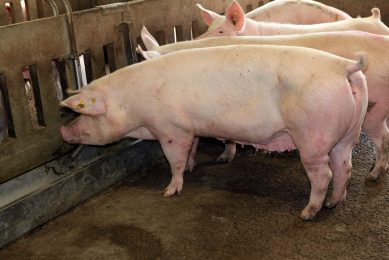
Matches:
[[196, 0, 246, 39], [60, 89, 117, 145]]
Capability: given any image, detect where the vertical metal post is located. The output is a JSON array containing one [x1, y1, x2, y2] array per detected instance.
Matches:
[[44, 0, 59, 16], [56, 0, 83, 89], [55, 0, 85, 157]]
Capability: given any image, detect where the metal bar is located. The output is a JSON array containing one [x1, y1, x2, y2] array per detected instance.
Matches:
[[43, 0, 59, 16], [56, 0, 83, 89]]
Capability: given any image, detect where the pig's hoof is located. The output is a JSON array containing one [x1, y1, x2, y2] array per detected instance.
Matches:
[[325, 200, 338, 209], [366, 166, 388, 181], [163, 182, 183, 197], [216, 153, 233, 163], [365, 171, 380, 181], [186, 160, 196, 172], [300, 206, 319, 221], [325, 192, 346, 209]]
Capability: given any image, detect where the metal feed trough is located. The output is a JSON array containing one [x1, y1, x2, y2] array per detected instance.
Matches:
[[0, 0, 262, 247]]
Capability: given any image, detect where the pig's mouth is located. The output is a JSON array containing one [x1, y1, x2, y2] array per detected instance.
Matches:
[[61, 125, 78, 144], [60, 117, 86, 144]]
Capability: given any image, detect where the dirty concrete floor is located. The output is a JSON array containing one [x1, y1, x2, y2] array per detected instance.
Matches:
[[1, 135, 388, 259]]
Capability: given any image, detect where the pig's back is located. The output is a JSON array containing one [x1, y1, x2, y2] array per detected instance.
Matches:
[[125, 45, 356, 140], [267, 15, 389, 35], [247, 0, 351, 24], [144, 45, 352, 90]]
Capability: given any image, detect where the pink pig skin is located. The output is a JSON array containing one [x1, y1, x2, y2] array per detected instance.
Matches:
[[61, 45, 368, 220], [196, 1, 386, 39], [245, 0, 351, 24], [140, 32, 389, 182]]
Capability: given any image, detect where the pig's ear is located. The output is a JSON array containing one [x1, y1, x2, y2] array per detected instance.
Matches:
[[136, 45, 161, 60], [196, 4, 220, 26], [225, 0, 245, 31], [60, 91, 106, 116], [141, 26, 160, 50]]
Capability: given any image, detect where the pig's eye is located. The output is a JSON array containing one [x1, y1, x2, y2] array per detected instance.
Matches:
[[219, 30, 224, 34]]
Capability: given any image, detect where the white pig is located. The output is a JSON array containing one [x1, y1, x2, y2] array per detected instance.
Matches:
[[139, 30, 389, 181], [244, 0, 352, 24], [197, 0, 351, 28], [195, 1, 387, 39], [60, 45, 368, 220]]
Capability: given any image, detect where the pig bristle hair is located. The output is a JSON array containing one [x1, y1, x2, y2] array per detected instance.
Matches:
[[371, 8, 380, 19]]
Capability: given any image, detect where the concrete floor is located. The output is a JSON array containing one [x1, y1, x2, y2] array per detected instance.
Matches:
[[0, 136, 388, 259]]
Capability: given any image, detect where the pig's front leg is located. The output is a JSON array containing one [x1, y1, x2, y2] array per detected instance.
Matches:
[[159, 131, 194, 197], [216, 141, 237, 163], [300, 154, 332, 220]]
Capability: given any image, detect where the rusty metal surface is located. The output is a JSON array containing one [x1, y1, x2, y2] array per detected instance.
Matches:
[[0, 0, 39, 26], [0, 16, 71, 182], [72, 7, 127, 79]]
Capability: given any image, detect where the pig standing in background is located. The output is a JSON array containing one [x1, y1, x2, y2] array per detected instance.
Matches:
[[60, 45, 368, 220], [139, 30, 389, 180], [244, 0, 352, 24], [193, 1, 387, 40]]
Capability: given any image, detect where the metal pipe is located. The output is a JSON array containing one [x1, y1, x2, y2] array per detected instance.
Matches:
[[43, 0, 59, 16], [56, 0, 85, 155], [56, 0, 83, 89]]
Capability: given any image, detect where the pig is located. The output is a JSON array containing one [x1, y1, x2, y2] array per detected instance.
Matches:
[[139, 30, 389, 180], [197, 0, 351, 29], [60, 44, 368, 220], [244, 0, 352, 24], [195, 1, 387, 39]]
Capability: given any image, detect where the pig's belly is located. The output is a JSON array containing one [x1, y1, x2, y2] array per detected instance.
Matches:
[[193, 113, 296, 153], [220, 130, 297, 153]]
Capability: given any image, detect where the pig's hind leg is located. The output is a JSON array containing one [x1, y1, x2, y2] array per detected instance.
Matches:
[[325, 140, 354, 208], [299, 152, 332, 220], [186, 137, 199, 172], [363, 112, 389, 180], [216, 141, 237, 163], [158, 130, 194, 197]]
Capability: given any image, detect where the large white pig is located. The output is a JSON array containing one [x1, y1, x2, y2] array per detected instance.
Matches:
[[139, 30, 389, 181], [197, 0, 351, 28], [194, 1, 387, 40], [244, 0, 352, 24], [60, 45, 368, 220]]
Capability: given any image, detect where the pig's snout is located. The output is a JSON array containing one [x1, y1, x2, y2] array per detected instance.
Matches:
[[60, 126, 75, 143]]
